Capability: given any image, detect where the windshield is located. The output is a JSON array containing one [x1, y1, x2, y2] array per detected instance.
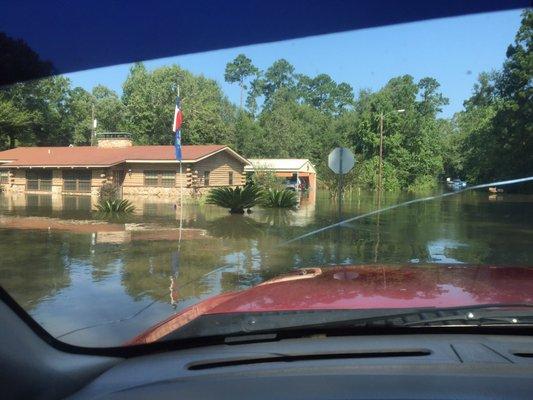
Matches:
[[0, 9, 532, 348]]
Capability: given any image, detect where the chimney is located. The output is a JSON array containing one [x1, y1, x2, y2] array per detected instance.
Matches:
[[96, 132, 133, 148]]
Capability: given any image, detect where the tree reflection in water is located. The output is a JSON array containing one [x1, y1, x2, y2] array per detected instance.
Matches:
[[0, 190, 531, 346]]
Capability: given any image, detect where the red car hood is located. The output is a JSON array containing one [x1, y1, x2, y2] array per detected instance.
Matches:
[[133, 264, 533, 344]]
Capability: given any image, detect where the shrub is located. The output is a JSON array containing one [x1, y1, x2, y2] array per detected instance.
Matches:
[[248, 168, 285, 191], [260, 188, 299, 209], [206, 185, 261, 213], [95, 199, 135, 214], [99, 182, 119, 202]]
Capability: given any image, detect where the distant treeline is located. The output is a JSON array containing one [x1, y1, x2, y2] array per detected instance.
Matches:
[[0, 11, 530, 191]]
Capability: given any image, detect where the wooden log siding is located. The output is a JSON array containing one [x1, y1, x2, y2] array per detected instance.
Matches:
[[121, 163, 189, 188], [194, 151, 245, 187]]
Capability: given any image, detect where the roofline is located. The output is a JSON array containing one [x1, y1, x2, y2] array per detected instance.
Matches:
[[0, 164, 120, 169], [0, 146, 250, 168], [247, 159, 314, 169], [245, 161, 316, 173], [196, 146, 250, 165], [125, 159, 196, 164]]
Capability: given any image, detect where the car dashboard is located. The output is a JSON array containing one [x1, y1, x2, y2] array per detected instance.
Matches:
[[67, 333, 533, 400]]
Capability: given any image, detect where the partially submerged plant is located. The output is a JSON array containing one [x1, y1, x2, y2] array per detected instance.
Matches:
[[206, 185, 261, 214], [260, 188, 299, 209], [95, 199, 135, 214]]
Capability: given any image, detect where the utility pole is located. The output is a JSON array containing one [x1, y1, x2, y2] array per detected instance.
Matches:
[[338, 147, 344, 221], [377, 109, 404, 192], [378, 112, 384, 192]]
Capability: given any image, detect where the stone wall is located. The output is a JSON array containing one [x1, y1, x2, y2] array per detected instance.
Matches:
[[122, 186, 202, 198]]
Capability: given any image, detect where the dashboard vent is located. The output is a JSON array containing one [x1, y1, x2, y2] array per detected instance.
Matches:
[[188, 349, 431, 370], [513, 352, 533, 358]]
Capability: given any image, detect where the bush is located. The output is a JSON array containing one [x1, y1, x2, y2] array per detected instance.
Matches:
[[99, 182, 119, 202], [261, 188, 299, 209], [406, 175, 439, 193], [206, 185, 261, 213], [248, 168, 285, 191], [95, 199, 135, 214]]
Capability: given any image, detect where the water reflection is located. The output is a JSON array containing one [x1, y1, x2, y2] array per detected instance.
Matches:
[[0, 190, 532, 346]]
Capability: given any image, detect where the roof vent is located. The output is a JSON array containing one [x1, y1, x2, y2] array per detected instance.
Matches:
[[96, 132, 133, 148]]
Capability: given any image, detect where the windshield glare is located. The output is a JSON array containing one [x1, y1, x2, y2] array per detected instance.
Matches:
[[0, 9, 532, 348]]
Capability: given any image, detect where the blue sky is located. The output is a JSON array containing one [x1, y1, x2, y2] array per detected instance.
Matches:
[[66, 10, 523, 118]]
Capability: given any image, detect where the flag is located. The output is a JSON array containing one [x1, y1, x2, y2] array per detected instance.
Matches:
[[173, 96, 183, 160]]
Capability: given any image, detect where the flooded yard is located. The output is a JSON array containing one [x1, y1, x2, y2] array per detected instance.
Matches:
[[0, 189, 532, 347]]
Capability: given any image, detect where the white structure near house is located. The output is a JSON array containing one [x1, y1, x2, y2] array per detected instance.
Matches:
[[244, 159, 317, 191]]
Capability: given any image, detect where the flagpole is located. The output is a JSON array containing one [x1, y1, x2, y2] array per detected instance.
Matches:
[[170, 84, 184, 306], [177, 85, 183, 247]]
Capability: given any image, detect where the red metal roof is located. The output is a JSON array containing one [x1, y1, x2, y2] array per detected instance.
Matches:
[[0, 145, 235, 167]]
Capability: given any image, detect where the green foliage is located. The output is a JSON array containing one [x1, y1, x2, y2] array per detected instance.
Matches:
[[99, 182, 119, 202], [260, 188, 299, 209], [95, 199, 135, 214], [454, 10, 532, 184], [122, 63, 235, 146], [92, 85, 126, 133], [249, 167, 285, 191], [206, 185, 261, 213], [224, 54, 259, 108]]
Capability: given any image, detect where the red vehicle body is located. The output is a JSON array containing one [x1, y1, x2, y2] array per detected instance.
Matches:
[[133, 264, 533, 344]]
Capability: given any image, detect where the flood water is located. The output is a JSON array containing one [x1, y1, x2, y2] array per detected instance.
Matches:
[[0, 189, 532, 347]]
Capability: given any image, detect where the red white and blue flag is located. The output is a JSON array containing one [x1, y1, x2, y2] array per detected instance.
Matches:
[[173, 96, 183, 160]]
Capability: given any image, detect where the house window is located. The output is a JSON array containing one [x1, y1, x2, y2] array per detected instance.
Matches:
[[144, 170, 176, 187], [26, 170, 52, 191], [63, 170, 92, 193], [228, 171, 233, 185], [0, 170, 8, 184], [203, 171, 210, 186]]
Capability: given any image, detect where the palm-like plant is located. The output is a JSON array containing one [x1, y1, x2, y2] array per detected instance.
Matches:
[[206, 185, 261, 213], [95, 199, 135, 214], [260, 188, 299, 209]]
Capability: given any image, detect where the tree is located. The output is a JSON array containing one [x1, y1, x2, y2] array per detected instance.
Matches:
[[247, 59, 296, 112], [0, 96, 36, 148], [32, 76, 73, 146], [122, 63, 237, 145], [343, 75, 448, 190], [232, 110, 265, 156], [224, 54, 258, 109], [456, 10, 532, 184], [67, 87, 94, 145], [92, 85, 125, 133], [296, 73, 354, 114], [0, 32, 55, 148]]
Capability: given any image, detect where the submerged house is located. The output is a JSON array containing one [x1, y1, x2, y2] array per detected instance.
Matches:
[[0, 133, 249, 197]]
